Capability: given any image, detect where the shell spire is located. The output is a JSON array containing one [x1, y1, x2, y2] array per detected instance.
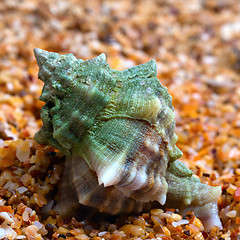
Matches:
[[34, 48, 53, 66], [34, 49, 222, 230]]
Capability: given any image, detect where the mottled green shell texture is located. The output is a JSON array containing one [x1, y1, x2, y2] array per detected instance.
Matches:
[[34, 49, 222, 231]]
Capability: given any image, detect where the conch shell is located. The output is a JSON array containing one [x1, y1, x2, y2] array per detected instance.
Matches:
[[34, 48, 222, 231]]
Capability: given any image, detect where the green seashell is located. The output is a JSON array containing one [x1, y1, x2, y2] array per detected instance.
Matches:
[[34, 49, 222, 231]]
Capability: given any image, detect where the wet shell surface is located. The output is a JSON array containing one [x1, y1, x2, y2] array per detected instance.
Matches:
[[34, 48, 222, 231]]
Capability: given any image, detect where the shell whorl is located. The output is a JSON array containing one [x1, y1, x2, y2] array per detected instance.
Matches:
[[34, 49, 114, 154]]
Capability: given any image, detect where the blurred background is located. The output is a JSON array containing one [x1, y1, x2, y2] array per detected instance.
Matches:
[[0, 0, 239, 183]]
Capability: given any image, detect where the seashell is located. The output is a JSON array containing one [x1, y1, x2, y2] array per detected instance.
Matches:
[[33, 48, 222, 231]]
